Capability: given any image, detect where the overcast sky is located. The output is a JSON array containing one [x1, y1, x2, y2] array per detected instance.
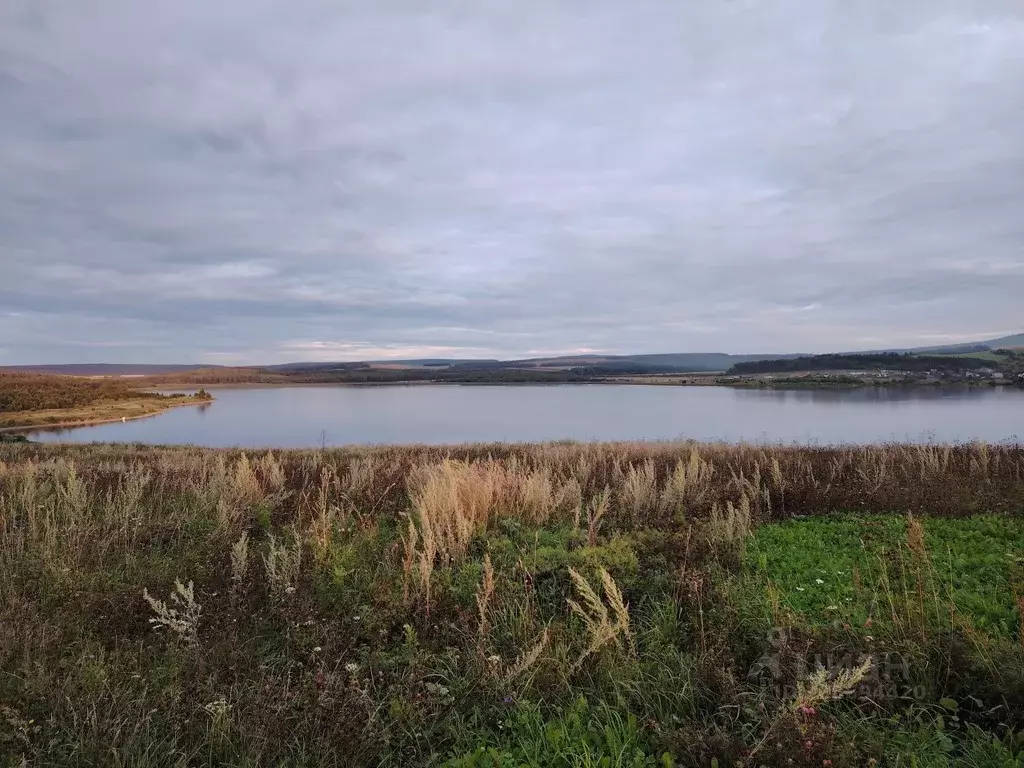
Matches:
[[2, 0, 1023, 364]]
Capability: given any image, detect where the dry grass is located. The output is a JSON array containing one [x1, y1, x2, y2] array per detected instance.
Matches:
[[5, 438, 1020, 521], [1, 440, 1022, 610], [566, 567, 636, 672], [792, 658, 875, 718], [476, 554, 495, 642]]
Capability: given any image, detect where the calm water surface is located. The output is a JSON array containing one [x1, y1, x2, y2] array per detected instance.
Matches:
[[26, 385, 1024, 447]]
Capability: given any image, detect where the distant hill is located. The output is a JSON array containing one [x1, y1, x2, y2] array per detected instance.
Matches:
[[0, 363, 220, 376], [268, 359, 499, 371], [908, 343, 992, 355], [982, 333, 1024, 350], [266, 353, 798, 375], [462, 352, 799, 373], [725, 332, 1024, 376], [8, 332, 1019, 378], [617, 352, 800, 370], [851, 332, 1024, 356]]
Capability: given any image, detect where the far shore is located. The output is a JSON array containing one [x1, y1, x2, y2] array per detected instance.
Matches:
[[0, 396, 211, 434], [142, 375, 1021, 391]]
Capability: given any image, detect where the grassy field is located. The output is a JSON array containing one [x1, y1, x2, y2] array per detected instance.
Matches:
[[2, 441, 1023, 766]]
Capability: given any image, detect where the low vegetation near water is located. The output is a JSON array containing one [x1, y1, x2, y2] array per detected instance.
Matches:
[[2, 441, 1024, 766], [0, 373, 212, 429]]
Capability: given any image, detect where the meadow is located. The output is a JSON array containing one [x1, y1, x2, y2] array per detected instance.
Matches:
[[1, 440, 1023, 766]]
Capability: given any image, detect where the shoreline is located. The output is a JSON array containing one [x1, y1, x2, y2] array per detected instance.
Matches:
[[0, 397, 210, 434], [140, 377, 1019, 391]]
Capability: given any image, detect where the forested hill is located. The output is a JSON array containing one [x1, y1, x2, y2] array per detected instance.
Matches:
[[728, 353, 993, 375], [0, 373, 145, 412]]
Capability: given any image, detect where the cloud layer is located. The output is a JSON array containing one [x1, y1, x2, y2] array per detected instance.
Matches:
[[2, 0, 1023, 363]]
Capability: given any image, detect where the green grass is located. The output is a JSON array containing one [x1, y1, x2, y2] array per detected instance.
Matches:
[[745, 515, 1024, 636]]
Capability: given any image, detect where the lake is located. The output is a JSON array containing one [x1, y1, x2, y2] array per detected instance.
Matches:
[[24, 384, 1024, 447]]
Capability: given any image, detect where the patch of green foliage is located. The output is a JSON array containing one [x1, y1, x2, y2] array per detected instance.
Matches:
[[745, 515, 1024, 636], [443, 697, 674, 767]]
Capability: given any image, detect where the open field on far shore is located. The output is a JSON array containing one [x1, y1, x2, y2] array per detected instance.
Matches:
[[2, 441, 1024, 766]]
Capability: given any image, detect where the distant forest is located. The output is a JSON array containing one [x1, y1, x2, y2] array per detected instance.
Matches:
[[0, 373, 146, 412], [0, 373, 207, 412], [294, 368, 591, 384], [728, 353, 993, 375], [569, 363, 698, 376]]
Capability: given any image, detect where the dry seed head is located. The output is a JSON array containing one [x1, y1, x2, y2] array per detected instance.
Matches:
[[476, 554, 495, 641], [230, 531, 249, 587], [567, 567, 634, 672], [504, 627, 550, 684], [793, 657, 873, 711], [143, 578, 201, 645]]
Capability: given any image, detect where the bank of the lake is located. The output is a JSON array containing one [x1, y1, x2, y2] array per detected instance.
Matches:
[[0, 393, 213, 433]]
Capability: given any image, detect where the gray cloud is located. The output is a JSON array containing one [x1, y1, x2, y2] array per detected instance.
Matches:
[[2, 0, 1023, 363]]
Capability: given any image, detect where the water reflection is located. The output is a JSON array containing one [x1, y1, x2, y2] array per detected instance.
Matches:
[[736, 385, 995, 405], [26, 384, 1023, 448]]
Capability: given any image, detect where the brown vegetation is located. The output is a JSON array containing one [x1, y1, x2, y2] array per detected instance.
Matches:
[[0, 371, 151, 412], [0, 372, 211, 429]]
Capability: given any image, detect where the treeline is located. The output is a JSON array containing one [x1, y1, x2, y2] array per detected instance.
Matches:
[[0, 373, 210, 413], [133, 368, 296, 386], [284, 368, 590, 384], [728, 353, 993, 375], [571, 363, 694, 376], [439, 368, 589, 383], [0, 373, 153, 412]]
